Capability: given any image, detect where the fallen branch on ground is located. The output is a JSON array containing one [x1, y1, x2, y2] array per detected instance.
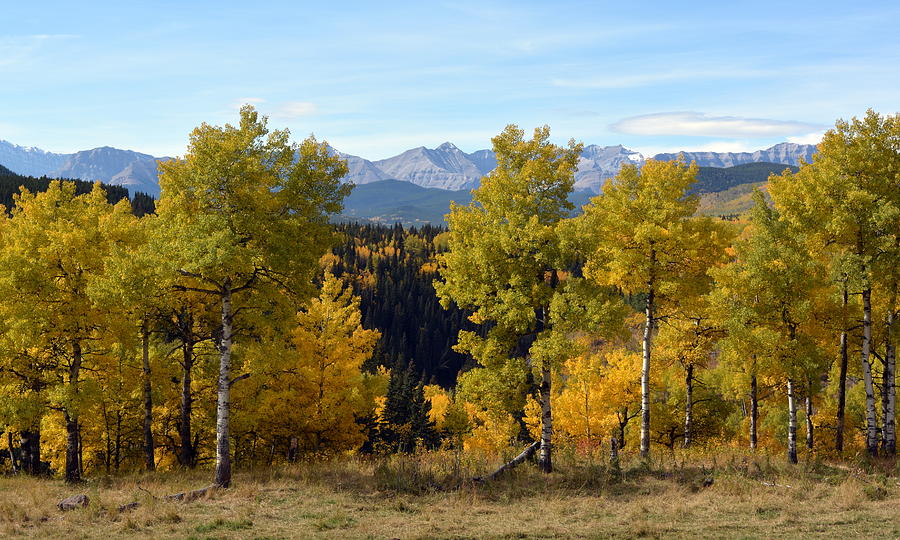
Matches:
[[474, 441, 540, 483], [117, 501, 140, 513], [164, 484, 219, 502]]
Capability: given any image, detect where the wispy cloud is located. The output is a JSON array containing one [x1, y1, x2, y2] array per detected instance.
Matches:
[[231, 99, 317, 119], [29, 34, 81, 40], [611, 112, 825, 138], [552, 68, 774, 89], [234, 97, 266, 108], [633, 140, 760, 158], [787, 131, 825, 145], [275, 101, 317, 118], [0, 33, 81, 68]]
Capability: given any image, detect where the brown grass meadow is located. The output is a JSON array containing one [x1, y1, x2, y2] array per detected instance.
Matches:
[[0, 449, 897, 539]]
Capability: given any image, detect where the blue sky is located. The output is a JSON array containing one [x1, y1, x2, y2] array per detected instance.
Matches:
[[2, 1, 898, 159]]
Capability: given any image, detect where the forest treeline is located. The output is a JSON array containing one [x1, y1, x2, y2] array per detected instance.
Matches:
[[0, 108, 896, 488], [0, 165, 156, 217]]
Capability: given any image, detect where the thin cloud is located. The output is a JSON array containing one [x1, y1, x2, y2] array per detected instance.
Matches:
[[788, 131, 825, 145], [553, 72, 688, 89], [275, 101, 317, 118], [30, 34, 81, 40], [552, 68, 774, 89], [229, 98, 266, 115], [611, 112, 825, 138], [0, 34, 81, 68]]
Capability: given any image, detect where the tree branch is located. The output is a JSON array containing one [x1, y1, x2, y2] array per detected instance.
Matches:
[[177, 270, 222, 289], [228, 373, 250, 387]]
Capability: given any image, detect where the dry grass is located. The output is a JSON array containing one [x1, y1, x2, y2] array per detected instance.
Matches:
[[0, 450, 897, 539]]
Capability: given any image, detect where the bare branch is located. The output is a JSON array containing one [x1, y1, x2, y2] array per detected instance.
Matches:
[[228, 373, 250, 387]]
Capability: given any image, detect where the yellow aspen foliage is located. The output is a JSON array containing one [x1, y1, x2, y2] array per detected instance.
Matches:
[[424, 385, 451, 430], [155, 105, 350, 486], [462, 407, 520, 456], [0, 181, 131, 482], [556, 347, 642, 451], [576, 156, 733, 457], [238, 273, 381, 455]]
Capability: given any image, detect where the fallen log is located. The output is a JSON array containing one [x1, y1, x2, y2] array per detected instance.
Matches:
[[117, 501, 140, 513], [57, 494, 89, 511], [474, 441, 540, 483], [164, 484, 219, 502]]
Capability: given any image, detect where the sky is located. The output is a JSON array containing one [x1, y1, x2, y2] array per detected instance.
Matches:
[[1, 1, 899, 159]]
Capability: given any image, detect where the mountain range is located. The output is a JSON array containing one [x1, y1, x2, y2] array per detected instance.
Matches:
[[339, 162, 800, 225], [653, 143, 816, 168], [0, 138, 816, 198], [331, 141, 815, 194], [0, 140, 165, 196]]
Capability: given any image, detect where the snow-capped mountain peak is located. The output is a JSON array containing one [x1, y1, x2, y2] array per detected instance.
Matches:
[[1, 138, 818, 196]]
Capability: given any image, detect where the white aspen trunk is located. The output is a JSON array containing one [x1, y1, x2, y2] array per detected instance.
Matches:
[[836, 283, 849, 453], [683, 363, 693, 449], [640, 286, 654, 459], [750, 374, 758, 451], [214, 282, 233, 487], [882, 296, 896, 456], [539, 359, 553, 473], [860, 287, 879, 456], [787, 378, 798, 464], [141, 320, 155, 472]]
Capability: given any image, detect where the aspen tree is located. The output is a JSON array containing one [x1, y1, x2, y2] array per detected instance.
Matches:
[[577, 157, 730, 458], [89, 211, 168, 471], [436, 125, 622, 473], [711, 191, 826, 463], [0, 182, 127, 482], [240, 273, 380, 454], [770, 110, 900, 456], [155, 106, 349, 487], [655, 299, 724, 449]]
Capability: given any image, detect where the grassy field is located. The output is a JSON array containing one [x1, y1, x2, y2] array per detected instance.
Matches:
[[0, 451, 897, 539]]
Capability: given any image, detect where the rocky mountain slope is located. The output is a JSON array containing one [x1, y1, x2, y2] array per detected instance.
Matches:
[[653, 142, 815, 168], [339, 162, 794, 225], [1, 138, 817, 197], [372, 142, 493, 190], [338, 141, 812, 193], [0, 140, 164, 196]]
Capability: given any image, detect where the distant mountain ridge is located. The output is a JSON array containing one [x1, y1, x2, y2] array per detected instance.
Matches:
[[1, 138, 817, 197], [653, 142, 815, 168], [337, 142, 646, 192], [373, 142, 493, 190], [340, 162, 795, 225], [0, 140, 165, 196], [336, 141, 813, 193]]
